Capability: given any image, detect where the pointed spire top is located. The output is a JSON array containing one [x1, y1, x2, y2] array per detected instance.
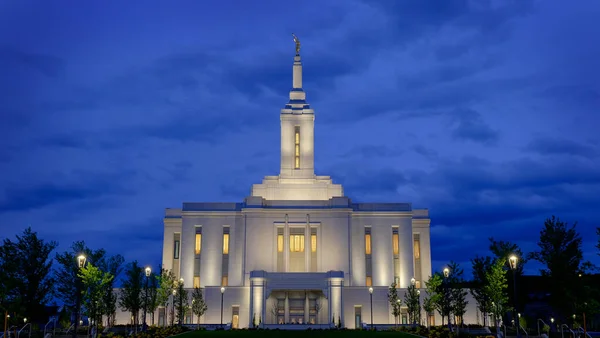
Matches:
[[292, 33, 301, 55]]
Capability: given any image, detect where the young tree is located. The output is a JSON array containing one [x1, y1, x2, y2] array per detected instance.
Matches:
[[119, 261, 144, 332], [97, 254, 124, 327], [387, 283, 402, 326], [1, 227, 58, 322], [79, 263, 113, 334], [156, 269, 176, 326], [174, 280, 188, 326], [404, 282, 421, 325], [146, 271, 159, 325], [471, 256, 493, 326], [436, 271, 453, 326], [483, 259, 509, 330], [191, 288, 207, 329], [0, 240, 19, 318], [529, 215, 590, 319], [55, 241, 105, 338], [423, 274, 442, 327], [448, 262, 468, 326]]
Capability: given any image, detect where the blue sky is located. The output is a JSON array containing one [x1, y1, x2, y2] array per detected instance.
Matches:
[[1, 0, 599, 277]]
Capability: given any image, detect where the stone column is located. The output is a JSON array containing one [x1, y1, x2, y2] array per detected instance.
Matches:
[[399, 223, 414, 288], [249, 271, 266, 327], [327, 271, 344, 327], [284, 214, 290, 272], [305, 214, 310, 271], [304, 291, 310, 324], [284, 292, 290, 324]]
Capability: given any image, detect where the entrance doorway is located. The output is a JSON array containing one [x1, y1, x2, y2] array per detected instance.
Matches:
[[232, 306, 239, 329], [354, 306, 362, 329]]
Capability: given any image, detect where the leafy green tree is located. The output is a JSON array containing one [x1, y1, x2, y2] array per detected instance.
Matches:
[[448, 262, 468, 326], [119, 261, 144, 331], [0, 228, 58, 322], [146, 271, 159, 325], [191, 287, 207, 329], [528, 215, 591, 320], [156, 269, 176, 326], [79, 263, 113, 333], [484, 258, 509, 329], [97, 254, 124, 327], [404, 282, 421, 325], [55, 241, 105, 338], [387, 283, 401, 326], [174, 280, 188, 326], [471, 256, 493, 326], [423, 274, 442, 327], [436, 271, 453, 326]]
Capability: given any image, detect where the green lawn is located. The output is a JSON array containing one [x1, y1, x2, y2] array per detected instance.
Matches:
[[177, 330, 422, 338]]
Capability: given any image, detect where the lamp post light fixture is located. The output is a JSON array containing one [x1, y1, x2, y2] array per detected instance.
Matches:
[[442, 267, 451, 331], [73, 254, 86, 338], [508, 254, 520, 338], [220, 287, 226, 328], [142, 267, 151, 331], [171, 289, 176, 326], [368, 287, 374, 330]]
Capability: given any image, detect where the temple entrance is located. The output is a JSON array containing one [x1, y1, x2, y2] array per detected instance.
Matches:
[[266, 290, 325, 325]]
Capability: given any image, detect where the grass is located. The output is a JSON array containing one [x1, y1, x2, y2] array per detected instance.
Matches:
[[177, 330, 422, 338]]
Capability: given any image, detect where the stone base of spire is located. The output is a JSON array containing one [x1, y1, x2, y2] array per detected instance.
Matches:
[[251, 175, 344, 201]]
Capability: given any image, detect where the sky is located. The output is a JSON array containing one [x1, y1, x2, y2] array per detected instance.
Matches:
[[1, 0, 599, 279]]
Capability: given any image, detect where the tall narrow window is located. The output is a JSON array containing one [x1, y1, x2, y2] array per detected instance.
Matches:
[[392, 227, 400, 286], [365, 227, 372, 286], [414, 233, 422, 288], [173, 240, 180, 259], [294, 126, 300, 169], [193, 276, 200, 288], [277, 227, 284, 272], [277, 234, 284, 253], [310, 228, 317, 272], [195, 233, 202, 255], [290, 235, 305, 252], [223, 233, 230, 255], [311, 234, 317, 253]]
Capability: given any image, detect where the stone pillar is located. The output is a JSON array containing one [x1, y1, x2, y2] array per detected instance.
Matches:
[[284, 292, 290, 324], [305, 214, 310, 272], [399, 223, 414, 288], [327, 271, 344, 327], [304, 291, 310, 324], [284, 214, 289, 272], [249, 271, 266, 327]]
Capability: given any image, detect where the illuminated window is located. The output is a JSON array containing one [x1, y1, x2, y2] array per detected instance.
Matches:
[[366, 276, 372, 287], [290, 235, 305, 252], [193, 276, 200, 288], [195, 234, 202, 255], [173, 240, 180, 259], [414, 239, 420, 259], [311, 234, 317, 253], [277, 235, 284, 253], [223, 234, 230, 255], [415, 280, 421, 289], [392, 233, 399, 255], [294, 127, 300, 169], [365, 234, 371, 255], [221, 276, 228, 286]]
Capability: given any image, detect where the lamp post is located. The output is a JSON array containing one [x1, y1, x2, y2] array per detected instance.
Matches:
[[73, 254, 87, 338], [220, 287, 225, 328], [509, 255, 520, 338], [417, 290, 421, 326], [171, 289, 176, 326], [178, 278, 184, 326], [411, 278, 416, 325], [369, 287, 373, 330], [443, 267, 451, 331], [143, 267, 151, 331]]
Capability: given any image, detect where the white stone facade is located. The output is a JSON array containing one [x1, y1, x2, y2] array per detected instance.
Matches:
[[113, 47, 481, 328]]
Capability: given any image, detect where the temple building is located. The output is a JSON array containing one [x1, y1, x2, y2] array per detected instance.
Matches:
[[115, 38, 480, 328]]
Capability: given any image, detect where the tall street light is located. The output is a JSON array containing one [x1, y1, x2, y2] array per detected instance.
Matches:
[[369, 287, 373, 330], [171, 289, 176, 326], [178, 278, 184, 326], [509, 255, 520, 338], [411, 278, 416, 325], [73, 254, 86, 338], [220, 287, 226, 328], [143, 267, 151, 331], [443, 267, 451, 331]]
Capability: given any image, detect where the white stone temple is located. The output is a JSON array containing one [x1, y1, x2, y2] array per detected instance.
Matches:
[[115, 39, 481, 329]]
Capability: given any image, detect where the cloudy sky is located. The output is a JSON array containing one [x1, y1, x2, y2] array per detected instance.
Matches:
[[1, 0, 599, 277]]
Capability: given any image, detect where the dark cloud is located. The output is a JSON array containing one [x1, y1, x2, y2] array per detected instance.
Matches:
[[412, 145, 438, 159], [449, 108, 499, 144], [525, 137, 597, 158]]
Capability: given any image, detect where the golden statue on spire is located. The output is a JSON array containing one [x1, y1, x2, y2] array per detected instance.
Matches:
[[292, 33, 300, 55]]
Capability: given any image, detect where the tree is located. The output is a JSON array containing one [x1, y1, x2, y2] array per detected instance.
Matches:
[[119, 261, 144, 332], [156, 269, 176, 326], [423, 274, 442, 327], [97, 254, 124, 327], [404, 282, 421, 325], [448, 262, 468, 326], [471, 256, 493, 326], [387, 283, 402, 326], [489, 238, 526, 274], [529, 215, 590, 319], [191, 288, 207, 329], [79, 263, 113, 333], [55, 241, 105, 338], [436, 271, 453, 326], [484, 258, 509, 330], [146, 271, 159, 326], [0, 227, 58, 322], [0, 240, 19, 319], [174, 280, 188, 326]]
